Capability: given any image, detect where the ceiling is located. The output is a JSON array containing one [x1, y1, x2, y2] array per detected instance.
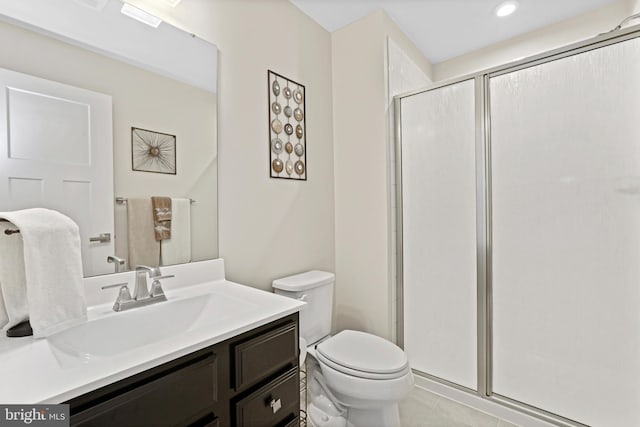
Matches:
[[289, 0, 622, 63]]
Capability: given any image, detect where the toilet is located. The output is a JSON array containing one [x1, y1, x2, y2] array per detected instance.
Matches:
[[272, 271, 414, 427]]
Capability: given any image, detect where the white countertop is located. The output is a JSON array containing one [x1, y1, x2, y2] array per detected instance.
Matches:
[[0, 259, 304, 404]]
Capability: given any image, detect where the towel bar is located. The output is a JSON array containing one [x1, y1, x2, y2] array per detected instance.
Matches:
[[116, 197, 196, 204], [0, 218, 19, 235]]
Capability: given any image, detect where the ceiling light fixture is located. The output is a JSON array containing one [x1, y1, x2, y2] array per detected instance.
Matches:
[[161, 0, 182, 6], [121, 3, 162, 28], [495, 1, 519, 18]]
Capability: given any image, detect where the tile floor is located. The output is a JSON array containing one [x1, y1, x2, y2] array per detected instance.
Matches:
[[301, 362, 518, 427], [399, 386, 519, 427]]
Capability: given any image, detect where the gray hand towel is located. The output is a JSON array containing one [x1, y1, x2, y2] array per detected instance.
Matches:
[[151, 196, 172, 241]]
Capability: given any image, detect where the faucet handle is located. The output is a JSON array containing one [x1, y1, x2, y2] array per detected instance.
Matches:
[[101, 282, 129, 290], [149, 275, 174, 298], [101, 283, 133, 312]]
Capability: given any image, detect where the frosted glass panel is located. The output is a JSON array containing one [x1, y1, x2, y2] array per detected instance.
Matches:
[[401, 79, 477, 389], [490, 38, 640, 426]]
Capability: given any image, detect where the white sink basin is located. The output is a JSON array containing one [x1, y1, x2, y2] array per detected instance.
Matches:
[[47, 290, 257, 359]]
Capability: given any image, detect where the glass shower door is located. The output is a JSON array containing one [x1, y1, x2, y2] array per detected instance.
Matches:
[[489, 37, 640, 426], [400, 79, 478, 390]]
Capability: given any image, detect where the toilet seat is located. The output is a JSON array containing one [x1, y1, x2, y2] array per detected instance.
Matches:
[[315, 330, 410, 380]]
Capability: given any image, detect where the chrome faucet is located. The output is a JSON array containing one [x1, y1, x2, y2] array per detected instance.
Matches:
[[135, 265, 161, 300], [101, 266, 174, 312], [107, 255, 126, 273]]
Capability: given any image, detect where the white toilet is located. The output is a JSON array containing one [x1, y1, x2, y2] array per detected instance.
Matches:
[[273, 271, 414, 427]]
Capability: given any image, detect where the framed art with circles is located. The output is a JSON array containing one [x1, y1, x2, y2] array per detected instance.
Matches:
[[268, 70, 306, 180]]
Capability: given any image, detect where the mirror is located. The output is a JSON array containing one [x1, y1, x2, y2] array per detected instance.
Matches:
[[0, 0, 218, 277]]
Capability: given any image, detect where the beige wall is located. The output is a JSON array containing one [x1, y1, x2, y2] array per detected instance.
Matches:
[[0, 20, 218, 271], [129, 2, 433, 339], [332, 10, 432, 341], [120, 0, 634, 342], [333, 11, 388, 339], [434, 0, 629, 81], [127, 0, 336, 291], [632, 0, 640, 13]]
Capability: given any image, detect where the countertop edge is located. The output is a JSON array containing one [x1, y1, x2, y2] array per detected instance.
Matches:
[[0, 277, 304, 405], [44, 305, 303, 404]]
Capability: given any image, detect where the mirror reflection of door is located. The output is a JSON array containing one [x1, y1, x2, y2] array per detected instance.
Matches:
[[0, 68, 114, 276], [0, 0, 219, 277]]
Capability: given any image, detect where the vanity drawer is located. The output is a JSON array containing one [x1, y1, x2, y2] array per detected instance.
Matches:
[[233, 320, 298, 390], [187, 412, 219, 427], [70, 352, 217, 427], [234, 367, 299, 427]]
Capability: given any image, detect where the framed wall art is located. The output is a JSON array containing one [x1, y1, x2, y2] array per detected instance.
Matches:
[[268, 70, 306, 180], [131, 127, 176, 175]]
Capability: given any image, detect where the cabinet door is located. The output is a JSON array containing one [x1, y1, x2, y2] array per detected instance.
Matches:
[[71, 353, 217, 427], [235, 367, 299, 427]]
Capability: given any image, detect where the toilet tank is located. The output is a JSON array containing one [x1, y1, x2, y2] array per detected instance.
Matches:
[[272, 270, 335, 345]]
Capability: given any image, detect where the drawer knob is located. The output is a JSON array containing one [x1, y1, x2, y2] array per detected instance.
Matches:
[[269, 398, 282, 414]]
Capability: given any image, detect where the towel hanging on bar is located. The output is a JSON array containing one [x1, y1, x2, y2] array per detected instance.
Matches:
[[151, 196, 172, 241]]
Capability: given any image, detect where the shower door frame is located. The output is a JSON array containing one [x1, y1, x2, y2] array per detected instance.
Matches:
[[394, 23, 640, 427]]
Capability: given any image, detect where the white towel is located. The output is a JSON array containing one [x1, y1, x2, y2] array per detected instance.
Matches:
[[127, 198, 160, 268], [0, 221, 29, 330], [161, 198, 191, 266], [0, 208, 87, 338]]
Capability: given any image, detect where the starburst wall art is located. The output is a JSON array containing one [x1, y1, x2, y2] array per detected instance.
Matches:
[[131, 127, 176, 175]]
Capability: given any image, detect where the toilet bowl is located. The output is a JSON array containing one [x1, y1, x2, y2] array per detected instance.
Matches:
[[272, 271, 414, 427], [314, 330, 413, 406]]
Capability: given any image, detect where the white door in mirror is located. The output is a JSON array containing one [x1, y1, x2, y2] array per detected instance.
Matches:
[[0, 67, 114, 275]]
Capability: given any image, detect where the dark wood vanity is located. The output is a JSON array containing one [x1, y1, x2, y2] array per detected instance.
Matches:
[[65, 313, 300, 427]]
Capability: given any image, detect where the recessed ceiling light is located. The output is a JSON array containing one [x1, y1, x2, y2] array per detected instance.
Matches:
[[121, 3, 162, 28], [161, 0, 182, 6], [495, 1, 519, 18]]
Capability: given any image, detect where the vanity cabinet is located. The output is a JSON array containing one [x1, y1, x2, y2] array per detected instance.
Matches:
[[66, 313, 300, 427]]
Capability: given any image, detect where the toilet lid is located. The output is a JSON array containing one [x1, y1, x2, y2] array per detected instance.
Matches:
[[316, 330, 409, 377]]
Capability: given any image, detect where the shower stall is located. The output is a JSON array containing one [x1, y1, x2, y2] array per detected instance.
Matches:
[[395, 24, 640, 427]]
